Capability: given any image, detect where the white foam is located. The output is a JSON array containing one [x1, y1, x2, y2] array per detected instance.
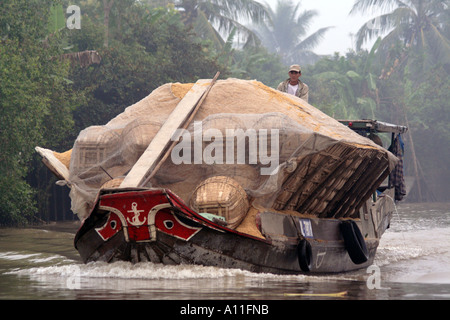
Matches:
[[13, 261, 265, 280], [376, 227, 450, 263], [0, 251, 41, 261], [29, 255, 64, 263], [375, 226, 450, 284], [8, 260, 334, 286], [0, 251, 74, 267], [78, 261, 251, 280]]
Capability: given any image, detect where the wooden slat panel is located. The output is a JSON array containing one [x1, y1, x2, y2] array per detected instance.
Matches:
[[120, 79, 213, 188]]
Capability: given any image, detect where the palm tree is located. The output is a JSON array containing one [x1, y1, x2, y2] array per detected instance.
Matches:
[[350, 0, 450, 73], [166, 0, 270, 48], [351, 0, 450, 202], [253, 0, 332, 65]]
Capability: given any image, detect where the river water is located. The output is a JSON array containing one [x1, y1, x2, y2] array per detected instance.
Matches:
[[0, 202, 449, 301]]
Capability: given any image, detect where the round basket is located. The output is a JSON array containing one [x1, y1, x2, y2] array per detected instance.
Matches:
[[190, 176, 249, 229]]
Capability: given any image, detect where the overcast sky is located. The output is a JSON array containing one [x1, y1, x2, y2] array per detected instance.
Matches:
[[258, 0, 380, 55]]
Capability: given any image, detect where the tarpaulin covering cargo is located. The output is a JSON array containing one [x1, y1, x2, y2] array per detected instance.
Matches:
[[37, 78, 398, 227]]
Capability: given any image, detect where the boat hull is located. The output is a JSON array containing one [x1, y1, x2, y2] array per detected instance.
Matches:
[[74, 188, 389, 274]]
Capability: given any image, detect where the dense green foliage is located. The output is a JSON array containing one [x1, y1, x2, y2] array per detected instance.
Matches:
[[0, 0, 448, 225], [68, 3, 226, 129], [0, 0, 78, 225]]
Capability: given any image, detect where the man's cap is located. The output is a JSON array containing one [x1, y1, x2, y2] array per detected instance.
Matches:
[[289, 64, 301, 72]]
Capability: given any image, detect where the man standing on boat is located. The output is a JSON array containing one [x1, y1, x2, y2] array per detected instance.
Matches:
[[277, 64, 309, 103]]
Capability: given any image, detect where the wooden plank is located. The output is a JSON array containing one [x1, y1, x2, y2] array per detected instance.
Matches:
[[284, 291, 348, 298], [120, 75, 218, 188], [139, 72, 220, 187]]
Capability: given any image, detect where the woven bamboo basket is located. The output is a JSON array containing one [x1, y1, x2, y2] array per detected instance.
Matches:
[[190, 176, 250, 229]]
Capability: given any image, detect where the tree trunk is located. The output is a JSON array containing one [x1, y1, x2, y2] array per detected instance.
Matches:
[[102, 0, 114, 47], [402, 107, 423, 201]]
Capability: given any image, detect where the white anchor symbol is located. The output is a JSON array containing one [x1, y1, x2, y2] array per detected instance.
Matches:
[[127, 202, 146, 226]]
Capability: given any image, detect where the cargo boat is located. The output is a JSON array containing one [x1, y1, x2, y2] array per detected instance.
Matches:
[[36, 78, 407, 274]]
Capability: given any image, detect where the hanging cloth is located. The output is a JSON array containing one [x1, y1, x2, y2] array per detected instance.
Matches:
[[389, 134, 407, 201]]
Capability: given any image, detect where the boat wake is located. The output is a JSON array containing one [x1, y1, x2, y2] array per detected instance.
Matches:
[[0, 251, 73, 268], [3, 227, 449, 285], [375, 226, 450, 284], [2, 224, 449, 292], [7, 258, 313, 283]]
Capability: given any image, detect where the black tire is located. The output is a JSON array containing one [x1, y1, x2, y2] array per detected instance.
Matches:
[[298, 239, 312, 272], [340, 220, 369, 264]]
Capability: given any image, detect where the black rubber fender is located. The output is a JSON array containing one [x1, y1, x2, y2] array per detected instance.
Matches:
[[298, 239, 312, 272], [339, 220, 369, 264]]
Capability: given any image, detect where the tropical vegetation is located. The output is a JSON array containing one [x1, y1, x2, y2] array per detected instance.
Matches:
[[351, 0, 450, 73], [253, 0, 332, 65]]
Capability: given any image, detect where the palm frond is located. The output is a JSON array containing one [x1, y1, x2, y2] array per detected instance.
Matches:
[[350, 0, 407, 15], [193, 10, 225, 50], [354, 7, 415, 49], [424, 22, 450, 65], [199, 0, 269, 24], [254, 0, 330, 64], [295, 9, 319, 38], [295, 27, 333, 51]]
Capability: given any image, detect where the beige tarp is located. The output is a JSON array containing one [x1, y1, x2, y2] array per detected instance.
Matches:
[[37, 78, 398, 222]]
